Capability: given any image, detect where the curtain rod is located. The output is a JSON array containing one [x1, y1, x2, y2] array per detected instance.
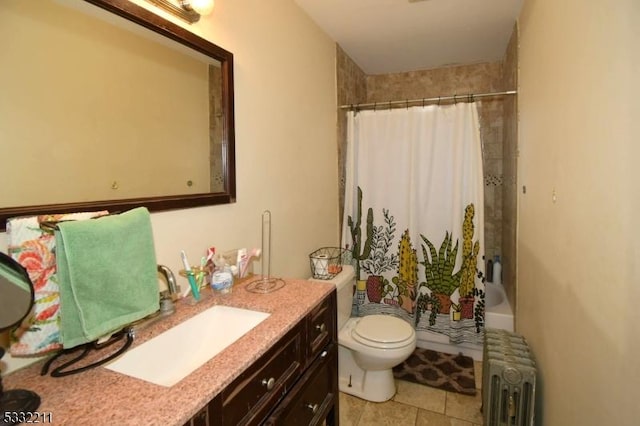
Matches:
[[339, 90, 517, 110]]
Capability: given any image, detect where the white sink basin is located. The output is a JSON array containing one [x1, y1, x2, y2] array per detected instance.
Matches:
[[105, 305, 270, 387]]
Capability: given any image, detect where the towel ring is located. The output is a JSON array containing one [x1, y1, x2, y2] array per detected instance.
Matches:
[[41, 327, 134, 377], [39, 221, 62, 234], [39, 212, 116, 234]]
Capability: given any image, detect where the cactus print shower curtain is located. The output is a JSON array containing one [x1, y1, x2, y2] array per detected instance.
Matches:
[[341, 103, 485, 344]]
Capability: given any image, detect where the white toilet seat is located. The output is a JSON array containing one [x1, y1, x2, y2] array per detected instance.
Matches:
[[352, 315, 415, 349]]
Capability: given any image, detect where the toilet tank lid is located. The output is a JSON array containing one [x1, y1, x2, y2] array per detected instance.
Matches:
[[309, 264, 354, 291]]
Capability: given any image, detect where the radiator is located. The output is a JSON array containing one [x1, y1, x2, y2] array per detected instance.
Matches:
[[482, 329, 537, 426]]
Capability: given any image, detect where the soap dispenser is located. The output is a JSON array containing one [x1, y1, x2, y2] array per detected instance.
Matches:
[[486, 258, 494, 283]]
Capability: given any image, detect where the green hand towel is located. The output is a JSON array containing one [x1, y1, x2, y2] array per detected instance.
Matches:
[[56, 207, 159, 349]]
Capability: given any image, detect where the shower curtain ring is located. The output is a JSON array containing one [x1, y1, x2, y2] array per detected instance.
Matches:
[[437, 96, 441, 106], [453, 94, 457, 104], [468, 93, 472, 103], [374, 102, 377, 111], [388, 100, 392, 110], [406, 99, 409, 110], [423, 98, 426, 107]]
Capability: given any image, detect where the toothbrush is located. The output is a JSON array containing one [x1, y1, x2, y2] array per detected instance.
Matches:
[[180, 250, 201, 301], [181, 284, 192, 299], [240, 248, 262, 278], [196, 256, 206, 288], [236, 248, 247, 278], [205, 247, 216, 266]]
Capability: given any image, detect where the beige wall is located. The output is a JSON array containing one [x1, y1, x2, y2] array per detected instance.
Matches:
[[518, 0, 639, 424], [115, 0, 341, 276], [1, 2, 337, 291], [1, 0, 338, 372]]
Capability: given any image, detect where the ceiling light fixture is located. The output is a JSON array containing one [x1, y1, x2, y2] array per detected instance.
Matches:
[[145, 0, 214, 24], [180, 0, 215, 16]]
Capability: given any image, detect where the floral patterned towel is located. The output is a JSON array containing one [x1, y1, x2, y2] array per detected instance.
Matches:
[[7, 211, 108, 356]]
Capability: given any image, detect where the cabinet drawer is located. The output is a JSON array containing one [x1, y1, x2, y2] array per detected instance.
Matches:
[[265, 344, 337, 426], [220, 324, 303, 426], [306, 292, 336, 364]]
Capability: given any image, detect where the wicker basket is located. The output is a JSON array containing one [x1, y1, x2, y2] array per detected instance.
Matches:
[[309, 247, 345, 279]]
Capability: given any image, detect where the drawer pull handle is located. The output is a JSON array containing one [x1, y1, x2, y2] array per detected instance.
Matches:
[[261, 377, 276, 390], [305, 403, 319, 414], [320, 350, 328, 358], [315, 323, 326, 333]]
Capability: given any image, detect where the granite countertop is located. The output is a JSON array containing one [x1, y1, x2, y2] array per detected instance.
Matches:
[[3, 276, 334, 425]]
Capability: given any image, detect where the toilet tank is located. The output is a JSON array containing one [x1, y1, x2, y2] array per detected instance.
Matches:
[[309, 265, 355, 330]]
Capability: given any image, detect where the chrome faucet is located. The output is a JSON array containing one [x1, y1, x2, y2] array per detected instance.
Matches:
[[157, 265, 179, 315]]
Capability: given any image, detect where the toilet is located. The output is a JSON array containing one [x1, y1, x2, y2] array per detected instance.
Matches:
[[310, 265, 416, 402]]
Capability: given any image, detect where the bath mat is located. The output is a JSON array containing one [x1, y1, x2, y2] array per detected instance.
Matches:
[[392, 348, 476, 395]]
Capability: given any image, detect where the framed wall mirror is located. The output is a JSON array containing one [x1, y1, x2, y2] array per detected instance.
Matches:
[[0, 0, 235, 229]]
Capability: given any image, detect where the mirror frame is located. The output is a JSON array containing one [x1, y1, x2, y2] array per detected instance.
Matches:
[[0, 0, 235, 230], [0, 251, 35, 332]]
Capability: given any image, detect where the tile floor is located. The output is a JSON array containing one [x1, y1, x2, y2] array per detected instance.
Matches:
[[338, 360, 484, 426]]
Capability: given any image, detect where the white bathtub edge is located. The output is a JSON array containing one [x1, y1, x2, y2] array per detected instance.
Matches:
[[485, 282, 514, 332], [416, 283, 515, 361]]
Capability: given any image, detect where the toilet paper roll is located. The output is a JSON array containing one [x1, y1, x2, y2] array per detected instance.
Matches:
[[312, 254, 330, 278]]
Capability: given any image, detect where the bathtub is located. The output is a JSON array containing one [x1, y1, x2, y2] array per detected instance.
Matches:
[[484, 282, 514, 332], [416, 282, 514, 361]]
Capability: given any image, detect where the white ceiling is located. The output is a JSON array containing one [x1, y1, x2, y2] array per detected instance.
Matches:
[[294, 0, 524, 75]]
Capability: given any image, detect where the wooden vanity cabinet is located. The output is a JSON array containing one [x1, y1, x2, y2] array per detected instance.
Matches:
[[264, 344, 338, 425], [188, 405, 213, 426], [306, 293, 336, 367], [183, 290, 338, 426]]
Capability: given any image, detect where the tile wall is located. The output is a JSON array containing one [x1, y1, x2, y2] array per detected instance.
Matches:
[[336, 45, 367, 230], [500, 25, 518, 312]]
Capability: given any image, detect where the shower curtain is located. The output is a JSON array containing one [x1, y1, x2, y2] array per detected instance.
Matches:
[[341, 103, 485, 344]]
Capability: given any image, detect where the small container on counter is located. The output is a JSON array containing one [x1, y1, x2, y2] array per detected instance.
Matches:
[[211, 266, 235, 294]]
